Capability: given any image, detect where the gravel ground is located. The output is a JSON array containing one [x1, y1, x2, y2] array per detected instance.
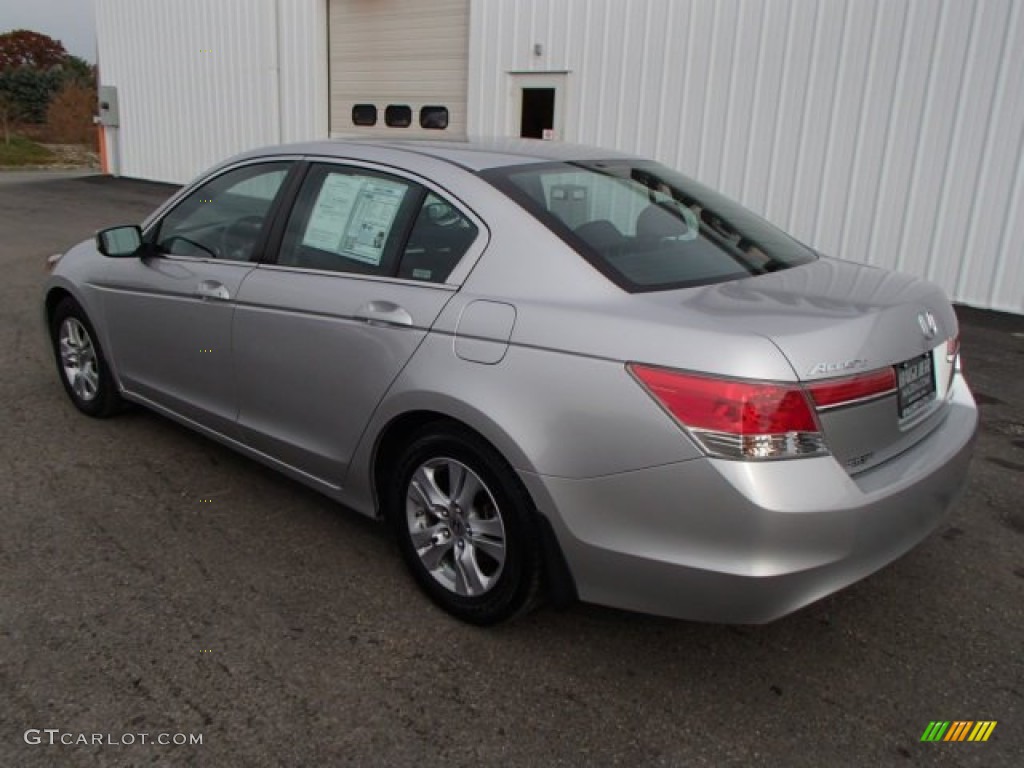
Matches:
[[0, 142, 100, 172]]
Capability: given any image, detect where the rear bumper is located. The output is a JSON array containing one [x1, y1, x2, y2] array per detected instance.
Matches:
[[521, 374, 978, 623]]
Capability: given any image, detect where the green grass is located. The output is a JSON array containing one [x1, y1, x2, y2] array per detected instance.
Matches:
[[0, 135, 56, 166]]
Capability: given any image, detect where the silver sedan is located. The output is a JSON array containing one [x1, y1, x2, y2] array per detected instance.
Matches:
[[43, 139, 978, 624]]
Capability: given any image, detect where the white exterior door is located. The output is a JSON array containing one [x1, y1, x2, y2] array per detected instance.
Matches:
[[508, 72, 568, 141]]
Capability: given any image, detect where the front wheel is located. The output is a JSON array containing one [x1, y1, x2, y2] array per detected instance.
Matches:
[[386, 425, 543, 625], [50, 297, 122, 418]]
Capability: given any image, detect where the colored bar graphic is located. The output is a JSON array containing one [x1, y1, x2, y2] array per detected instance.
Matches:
[[921, 721, 950, 742], [921, 721, 996, 742], [944, 721, 971, 741], [969, 722, 997, 742]]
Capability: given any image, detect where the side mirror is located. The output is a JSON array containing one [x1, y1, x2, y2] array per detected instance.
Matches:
[[96, 225, 143, 258]]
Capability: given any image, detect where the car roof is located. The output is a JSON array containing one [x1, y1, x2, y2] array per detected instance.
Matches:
[[234, 137, 641, 172]]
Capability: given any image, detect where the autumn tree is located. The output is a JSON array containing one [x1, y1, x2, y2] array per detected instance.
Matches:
[[0, 29, 68, 70], [46, 82, 96, 143], [0, 30, 94, 144]]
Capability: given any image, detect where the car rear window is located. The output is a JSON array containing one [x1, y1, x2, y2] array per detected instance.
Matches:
[[482, 160, 817, 292]]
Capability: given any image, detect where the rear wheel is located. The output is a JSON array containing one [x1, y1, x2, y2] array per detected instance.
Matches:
[[50, 297, 122, 418], [386, 424, 543, 625]]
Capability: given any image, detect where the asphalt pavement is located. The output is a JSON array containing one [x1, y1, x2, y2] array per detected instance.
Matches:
[[1, 170, 1021, 767]]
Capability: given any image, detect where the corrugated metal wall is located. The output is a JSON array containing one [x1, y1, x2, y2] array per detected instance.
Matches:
[[279, 0, 330, 147], [95, 0, 327, 185], [468, 0, 1024, 314]]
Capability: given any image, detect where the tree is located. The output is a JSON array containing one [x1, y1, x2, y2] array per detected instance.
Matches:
[[0, 30, 90, 144], [0, 29, 68, 70], [46, 82, 96, 143], [0, 66, 62, 126], [0, 89, 18, 143], [58, 55, 96, 88]]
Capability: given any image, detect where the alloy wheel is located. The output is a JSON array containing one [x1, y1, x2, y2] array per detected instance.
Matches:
[[405, 457, 507, 597], [59, 317, 100, 402]]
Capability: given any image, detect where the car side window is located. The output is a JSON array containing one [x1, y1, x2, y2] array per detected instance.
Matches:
[[397, 193, 479, 283], [154, 163, 291, 261], [278, 165, 422, 276]]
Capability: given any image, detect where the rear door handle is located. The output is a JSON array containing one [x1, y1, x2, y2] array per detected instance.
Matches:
[[354, 300, 413, 327], [196, 280, 230, 301]]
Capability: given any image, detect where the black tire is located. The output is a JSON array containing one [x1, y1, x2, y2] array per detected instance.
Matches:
[[385, 423, 543, 625], [50, 297, 122, 418]]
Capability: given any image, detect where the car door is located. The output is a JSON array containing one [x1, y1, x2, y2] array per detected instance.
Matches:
[[232, 161, 483, 487], [99, 160, 296, 435]]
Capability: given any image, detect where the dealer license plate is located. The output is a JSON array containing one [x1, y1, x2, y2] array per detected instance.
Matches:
[[897, 353, 936, 419]]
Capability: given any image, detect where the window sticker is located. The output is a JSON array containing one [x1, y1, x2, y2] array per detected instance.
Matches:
[[302, 174, 408, 265]]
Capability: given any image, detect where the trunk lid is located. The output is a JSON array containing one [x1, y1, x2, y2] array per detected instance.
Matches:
[[645, 257, 959, 472]]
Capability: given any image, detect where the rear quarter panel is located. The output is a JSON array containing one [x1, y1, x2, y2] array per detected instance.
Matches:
[[342, 329, 707, 517]]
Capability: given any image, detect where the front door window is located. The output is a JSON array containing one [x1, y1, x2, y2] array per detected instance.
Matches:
[[154, 163, 291, 261]]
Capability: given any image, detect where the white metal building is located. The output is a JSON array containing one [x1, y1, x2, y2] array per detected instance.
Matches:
[[95, 0, 1024, 314]]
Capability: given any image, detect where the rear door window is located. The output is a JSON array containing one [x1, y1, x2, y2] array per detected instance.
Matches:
[[398, 193, 479, 283], [276, 164, 478, 282], [277, 165, 423, 276]]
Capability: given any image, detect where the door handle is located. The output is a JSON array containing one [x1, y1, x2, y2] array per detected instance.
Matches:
[[196, 280, 230, 301], [354, 300, 413, 327]]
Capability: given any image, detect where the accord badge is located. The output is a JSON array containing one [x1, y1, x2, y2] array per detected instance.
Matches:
[[807, 359, 867, 376]]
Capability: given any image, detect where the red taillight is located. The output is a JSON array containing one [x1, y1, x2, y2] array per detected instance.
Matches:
[[806, 368, 897, 408], [629, 366, 818, 433], [946, 334, 961, 367], [628, 364, 827, 460]]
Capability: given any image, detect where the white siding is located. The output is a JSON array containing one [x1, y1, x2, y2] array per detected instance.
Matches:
[[278, 0, 330, 148], [468, 0, 1024, 313], [95, 0, 327, 184]]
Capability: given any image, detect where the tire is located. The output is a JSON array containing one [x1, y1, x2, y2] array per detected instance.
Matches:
[[386, 424, 543, 625], [50, 297, 122, 418]]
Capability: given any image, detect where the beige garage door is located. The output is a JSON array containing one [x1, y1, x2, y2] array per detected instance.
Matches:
[[328, 0, 469, 138]]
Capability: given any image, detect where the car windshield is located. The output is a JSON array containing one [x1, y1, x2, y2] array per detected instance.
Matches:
[[482, 159, 817, 292]]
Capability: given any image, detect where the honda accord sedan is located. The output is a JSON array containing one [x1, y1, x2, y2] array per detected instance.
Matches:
[[43, 139, 977, 625]]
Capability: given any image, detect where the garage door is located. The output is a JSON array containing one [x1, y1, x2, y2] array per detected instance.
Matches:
[[328, 0, 469, 138]]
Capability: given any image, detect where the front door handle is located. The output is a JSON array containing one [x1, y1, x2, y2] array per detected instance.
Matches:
[[354, 300, 413, 327], [196, 280, 230, 301]]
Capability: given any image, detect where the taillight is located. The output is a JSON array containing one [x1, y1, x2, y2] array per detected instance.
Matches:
[[628, 364, 827, 460], [806, 368, 896, 409], [946, 334, 961, 369]]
